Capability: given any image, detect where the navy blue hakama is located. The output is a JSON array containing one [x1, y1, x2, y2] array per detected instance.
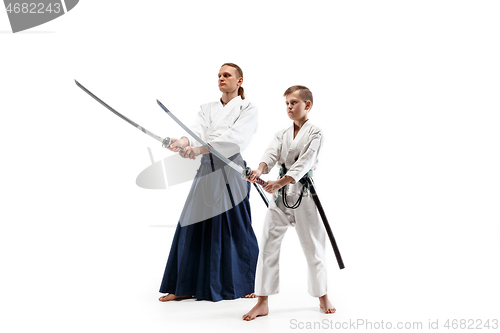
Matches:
[[159, 153, 259, 301]]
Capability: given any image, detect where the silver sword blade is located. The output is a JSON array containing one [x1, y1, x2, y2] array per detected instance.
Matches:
[[75, 80, 168, 146], [156, 99, 245, 175]]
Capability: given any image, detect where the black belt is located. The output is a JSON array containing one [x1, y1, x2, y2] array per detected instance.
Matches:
[[277, 164, 313, 209]]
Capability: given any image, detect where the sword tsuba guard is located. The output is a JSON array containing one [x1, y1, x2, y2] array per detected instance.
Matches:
[[242, 166, 252, 179], [162, 137, 184, 153], [162, 137, 172, 148]]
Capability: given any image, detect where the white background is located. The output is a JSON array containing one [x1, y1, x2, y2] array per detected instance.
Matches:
[[1, 1, 499, 332]]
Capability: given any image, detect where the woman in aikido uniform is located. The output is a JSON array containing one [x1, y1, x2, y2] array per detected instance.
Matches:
[[158, 63, 259, 302]]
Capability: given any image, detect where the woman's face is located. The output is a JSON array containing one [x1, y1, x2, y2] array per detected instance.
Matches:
[[218, 65, 242, 94]]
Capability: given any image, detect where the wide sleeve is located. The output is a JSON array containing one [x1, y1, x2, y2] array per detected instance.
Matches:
[[285, 130, 323, 183], [259, 131, 283, 174], [209, 102, 258, 152], [185, 107, 208, 148]]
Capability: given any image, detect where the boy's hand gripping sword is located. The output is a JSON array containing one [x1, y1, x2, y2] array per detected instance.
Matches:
[[157, 99, 270, 207], [75, 80, 183, 152]]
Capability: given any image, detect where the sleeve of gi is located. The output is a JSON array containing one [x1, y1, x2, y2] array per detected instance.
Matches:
[[185, 106, 208, 148], [285, 129, 323, 183], [259, 131, 283, 174]]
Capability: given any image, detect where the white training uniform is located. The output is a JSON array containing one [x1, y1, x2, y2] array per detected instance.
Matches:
[[177, 95, 258, 225], [186, 96, 258, 157], [255, 120, 327, 297]]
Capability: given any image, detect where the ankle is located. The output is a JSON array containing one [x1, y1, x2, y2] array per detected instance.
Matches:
[[257, 296, 269, 304]]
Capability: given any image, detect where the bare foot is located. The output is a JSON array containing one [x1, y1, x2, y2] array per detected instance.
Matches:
[[158, 294, 191, 302], [242, 293, 257, 298], [242, 296, 269, 321], [319, 294, 336, 314]]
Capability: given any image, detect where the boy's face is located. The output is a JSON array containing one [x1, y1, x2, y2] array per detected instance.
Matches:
[[285, 90, 311, 121], [218, 66, 242, 94]]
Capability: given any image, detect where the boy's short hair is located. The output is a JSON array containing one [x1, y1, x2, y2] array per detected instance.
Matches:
[[284, 85, 313, 107]]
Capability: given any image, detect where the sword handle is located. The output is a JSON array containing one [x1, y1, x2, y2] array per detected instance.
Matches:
[[254, 177, 268, 187], [162, 137, 184, 153], [243, 167, 269, 187]]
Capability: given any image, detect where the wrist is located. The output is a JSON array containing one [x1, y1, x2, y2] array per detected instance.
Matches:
[[180, 136, 189, 147], [278, 175, 294, 187], [198, 146, 210, 155]]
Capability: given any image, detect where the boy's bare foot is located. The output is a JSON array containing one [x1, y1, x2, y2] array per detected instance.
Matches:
[[242, 296, 269, 321], [158, 294, 191, 302], [242, 293, 257, 298], [319, 294, 336, 314]]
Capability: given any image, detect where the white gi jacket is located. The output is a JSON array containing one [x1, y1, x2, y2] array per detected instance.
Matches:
[[260, 120, 323, 195], [186, 96, 258, 156], [175, 96, 258, 226]]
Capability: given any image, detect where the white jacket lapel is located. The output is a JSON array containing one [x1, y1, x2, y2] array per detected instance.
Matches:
[[285, 120, 311, 168]]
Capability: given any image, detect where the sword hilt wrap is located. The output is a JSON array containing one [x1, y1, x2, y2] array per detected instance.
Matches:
[[243, 167, 269, 187]]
